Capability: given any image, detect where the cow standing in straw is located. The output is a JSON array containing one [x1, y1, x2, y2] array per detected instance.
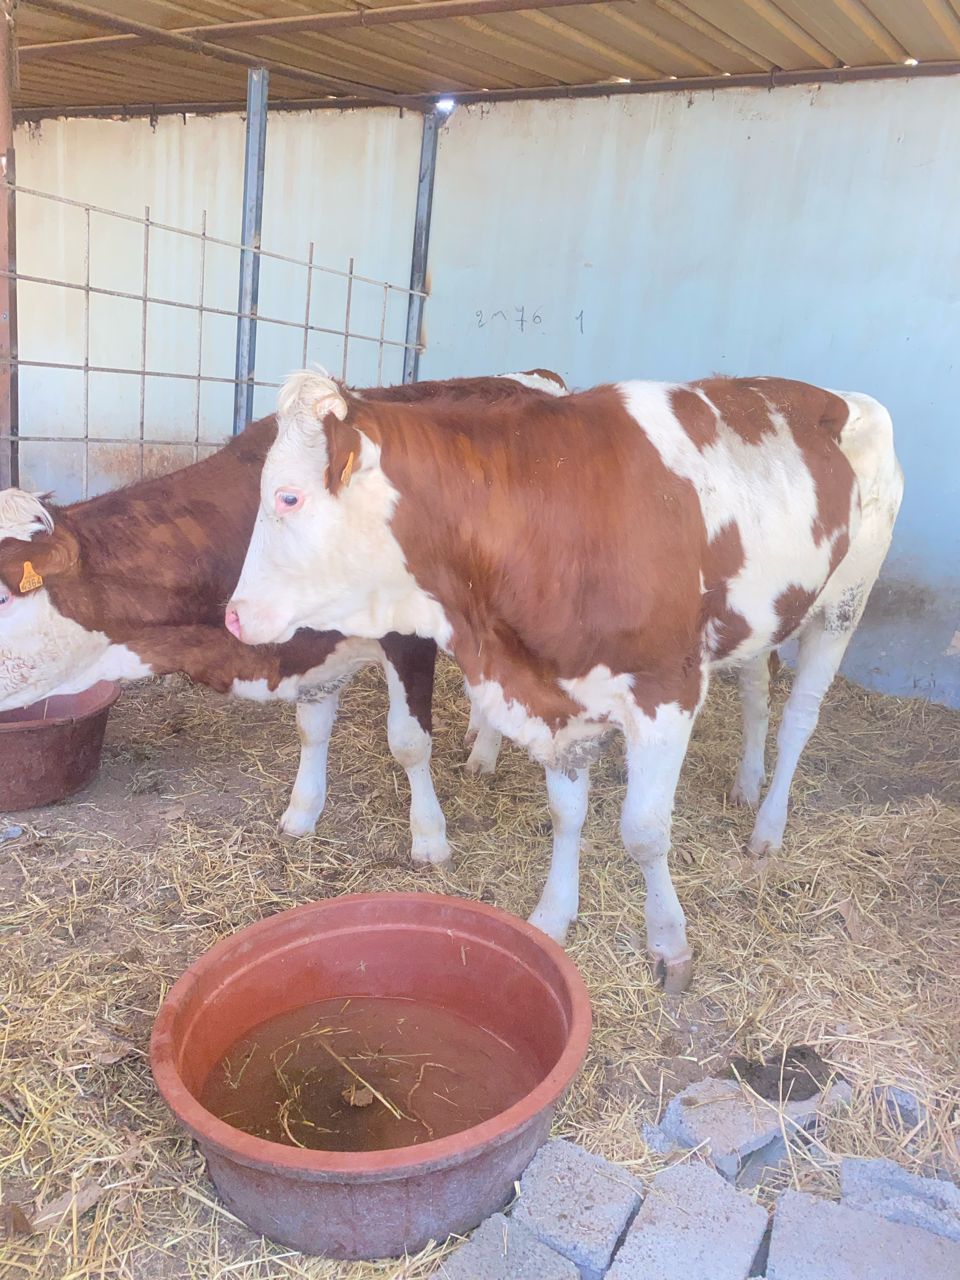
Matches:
[[226, 371, 903, 990]]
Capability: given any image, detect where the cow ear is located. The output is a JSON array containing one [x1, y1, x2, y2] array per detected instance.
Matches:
[[5, 527, 80, 594], [277, 370, 349, 434], [322, 418, 366, 496]]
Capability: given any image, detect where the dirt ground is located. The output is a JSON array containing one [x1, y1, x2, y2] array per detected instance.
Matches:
[[2, 660, 959, 1278]]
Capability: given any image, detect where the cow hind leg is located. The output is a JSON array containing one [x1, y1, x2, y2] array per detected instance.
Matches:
[[730, 653, 772, 809], [621, 705, 696, 993], [528, 767, 590, 945], [747, 613, 855, 857], [464, 693, 503, 774], [280, 693, 342, 837], [382, 657, 450, 866]]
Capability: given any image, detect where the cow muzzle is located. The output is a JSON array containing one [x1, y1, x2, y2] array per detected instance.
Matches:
[[224, 600, 294, 647]]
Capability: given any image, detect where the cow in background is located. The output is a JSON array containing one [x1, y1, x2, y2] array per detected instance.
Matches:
[[0, 372, 565, 861], [226, 372, 903, 990]]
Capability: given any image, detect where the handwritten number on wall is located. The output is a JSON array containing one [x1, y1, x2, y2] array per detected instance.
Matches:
[[474, 308, 583, 333]]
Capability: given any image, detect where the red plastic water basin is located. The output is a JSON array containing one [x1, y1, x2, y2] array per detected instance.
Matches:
[[150, 891, 592, 1259], [0, 682, 120, 810]]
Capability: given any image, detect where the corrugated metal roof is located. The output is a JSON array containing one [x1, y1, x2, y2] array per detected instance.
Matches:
[[13, 0, 960, 119]]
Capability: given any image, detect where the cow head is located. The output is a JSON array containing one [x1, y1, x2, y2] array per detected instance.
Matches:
[[227, 371, 441, 648], [0, 490, 108, 710]]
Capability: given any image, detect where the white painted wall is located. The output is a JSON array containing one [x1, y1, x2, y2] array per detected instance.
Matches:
[[13, 107, 420, 498], [421, 81, 960, 705], [10, 80, 960, 703]]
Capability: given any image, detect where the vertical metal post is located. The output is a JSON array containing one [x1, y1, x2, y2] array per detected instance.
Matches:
[[139, 205, 150, 482], [340, 256, 354, 382], [233, 66, 268, 435], [0, 0, 17, 486], [403, 110, 441, 385], [194, 209, 207, 462]]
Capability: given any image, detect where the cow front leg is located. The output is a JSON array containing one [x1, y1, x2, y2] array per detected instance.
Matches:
[[381, 643, 450, 866], [528, 767, 590, 945], [730, 652, 772, 808], [621, 706, 696, 993], [280, 693, 341, 837]]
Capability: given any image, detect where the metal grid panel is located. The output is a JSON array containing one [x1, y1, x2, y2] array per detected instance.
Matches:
[[0, 178, 424, 498], [12, 0, 960, 118]]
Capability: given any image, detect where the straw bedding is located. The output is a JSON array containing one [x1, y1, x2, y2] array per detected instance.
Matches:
[[2, 659, 958, 1278]]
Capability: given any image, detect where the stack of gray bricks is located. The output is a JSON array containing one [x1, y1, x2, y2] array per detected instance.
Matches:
[[432, 1125, 960, 1278]]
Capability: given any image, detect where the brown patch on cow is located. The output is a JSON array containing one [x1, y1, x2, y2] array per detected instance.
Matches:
[[358, 374, 565, 406], [692, 378, 775, 446], [670, 387, 718, 451], [746, 378, 856, 549], [520, 368, 567, 389], [701, 520, 751, 659], [345, 385, 707, 728], [773, 584, 819, 644]]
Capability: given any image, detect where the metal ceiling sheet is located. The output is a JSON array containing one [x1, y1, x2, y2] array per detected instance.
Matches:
[[13, 0, 960, 117]]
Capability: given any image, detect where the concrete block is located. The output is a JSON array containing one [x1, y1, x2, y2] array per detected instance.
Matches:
[[513, 1139, 643, 1280], [736, 1135, 791, 1191], [659, 1077, 841, 1182], [841, 1156, 960, 1243], [607, 1161, 767, 1280], [766, 1189, 960, 1279], [435, 1214, 579, 1280], [871, 1084, 927, 1132]]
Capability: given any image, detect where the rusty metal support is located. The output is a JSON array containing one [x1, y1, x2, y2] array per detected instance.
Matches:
[[22, 0, 422, 107], [0, 0, 17, 488], [233, 67, 268, 436], [403, 110, 440, 385]]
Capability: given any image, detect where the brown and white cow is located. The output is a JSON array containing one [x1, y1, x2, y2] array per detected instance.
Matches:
[[0, 371, 565, 859], [227, 372, 903, 990]]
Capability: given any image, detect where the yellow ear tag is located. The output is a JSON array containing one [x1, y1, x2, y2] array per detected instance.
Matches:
[[340, 451, 356, 486], [19, 561, 44, 592]]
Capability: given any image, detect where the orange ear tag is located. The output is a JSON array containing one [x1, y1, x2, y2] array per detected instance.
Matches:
[[19, 561, 44, 592], [340, 451, 356, 487]]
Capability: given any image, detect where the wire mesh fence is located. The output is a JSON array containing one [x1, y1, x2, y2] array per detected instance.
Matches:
[[0, 180, 424, 500]]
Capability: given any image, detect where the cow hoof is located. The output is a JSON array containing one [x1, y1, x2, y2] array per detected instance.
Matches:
[[464, 750, 497, 777], [527, 907, 573, 947], [411, 835, 452, 866], [747, 830, 783, 858], [279, 809, 320, 839], [729, 778, 762, 809], [652, 950, 693, 994]]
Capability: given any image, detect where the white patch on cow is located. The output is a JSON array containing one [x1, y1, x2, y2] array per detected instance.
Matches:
[[618, 381, 840, 661], [497, 372, 567, 396], [229, 372, 452, 648], [0, 488, 54, 541], [560, 665, 636, 729], [0, 586, 111, 711], [465, 677, 602, 770]]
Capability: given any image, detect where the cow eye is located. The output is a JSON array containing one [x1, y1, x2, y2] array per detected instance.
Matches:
[[275, 488, 304, 515], [0, 590, 11, 610]]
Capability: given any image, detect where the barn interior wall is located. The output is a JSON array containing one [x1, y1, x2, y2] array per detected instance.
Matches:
[[420, 79, 960, 708], [11, 107, 420, 499], [10, 77, 958, 707]]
